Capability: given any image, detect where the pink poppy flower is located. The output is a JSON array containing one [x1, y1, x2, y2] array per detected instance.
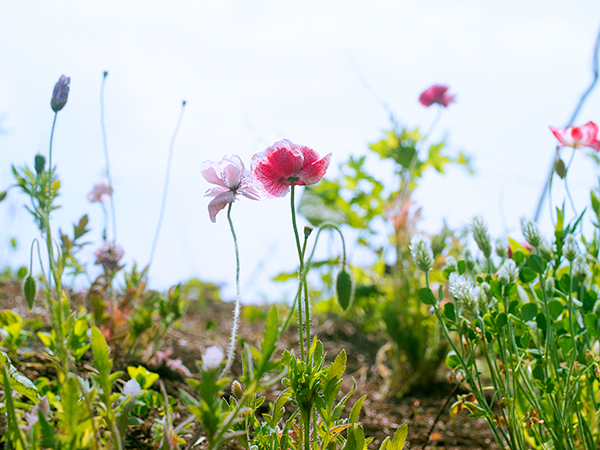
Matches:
[[549, 121, 600, 152], [88, 179, 112, 203], [201, 155, 261, 223], [419, 84, 456, 108], [251, 139, 332, 198], [95, 242, 124, 272]]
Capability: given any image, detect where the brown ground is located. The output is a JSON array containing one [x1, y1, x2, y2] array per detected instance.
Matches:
[[0, 278, 498, 449]]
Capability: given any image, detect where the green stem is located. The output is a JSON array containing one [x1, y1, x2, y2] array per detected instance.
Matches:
[[290, 182, 306, 360], [100, 72, 118, 243], [148, 100, 187, 268], [221, 203, 241, 379]]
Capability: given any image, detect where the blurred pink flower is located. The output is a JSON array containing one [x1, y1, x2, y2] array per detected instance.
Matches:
[[549, 121, 600, 152], [201, 155, 261, 223], [419, 84, 456, 108], [95, 242, 124, 272], [51, 75, 70, 112], [166, 359, 192, 377], [251, 139, 331, 198], [88, 179, 112, 203]]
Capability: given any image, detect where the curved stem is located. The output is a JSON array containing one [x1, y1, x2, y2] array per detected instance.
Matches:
[[221, 203, 241, 379], [100, 72, 118, 242], [148, 100, 187, 268]]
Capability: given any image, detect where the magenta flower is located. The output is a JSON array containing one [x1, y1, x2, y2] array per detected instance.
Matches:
[[419, 84, 456, 108], [88, 179, 112, 203], [51, 75, 71, 112], [550, 121, 600, 152], [201, 155, 261, 223], [251, 139, 332, 198]]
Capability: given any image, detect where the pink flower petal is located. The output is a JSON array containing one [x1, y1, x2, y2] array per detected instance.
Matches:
[[550, 126, 569, 147], [208, 191, 236, 223], [297, 151, 332, 186], [201, 161, 228, 188]]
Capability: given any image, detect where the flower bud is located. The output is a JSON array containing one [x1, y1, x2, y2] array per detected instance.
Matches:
[[470, 215, 492, 258], [564, 234, 579, 262], [232, 380, 244, 399], [498, 259, 519, 285], [544, 277, 555, 299], [24, 275, 36, 310], [495, 238, 508, 258], [410, 233, 434, 272], [520, 218, 542, 248], [444, 255, 457, 272], [464, 249, 475, 271], [34, 154, 46, 175], [51, 75, 70, 112], [336, 265, 354, 311], [573, 254, 590, 281]]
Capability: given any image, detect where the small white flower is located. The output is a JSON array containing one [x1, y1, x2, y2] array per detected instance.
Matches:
[[410, 233, 434, 272], [123, 379, 142, 399], [448, 273, 475, 303], [202, 345, 225, 369]]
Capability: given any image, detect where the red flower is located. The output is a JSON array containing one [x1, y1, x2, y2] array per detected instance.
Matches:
[[419, 84, 456, 108], [549, 121, 600, 152], [251, 139, 331, 198]]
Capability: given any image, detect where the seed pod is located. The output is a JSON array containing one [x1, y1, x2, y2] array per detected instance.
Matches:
[[24, 275, 36, 310], [336, 265, 354, 311]]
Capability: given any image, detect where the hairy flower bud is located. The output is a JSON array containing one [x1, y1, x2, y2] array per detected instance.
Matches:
[[470, 215, 492, 258], [573, 254, 590, 281], [232, 380, 244, 399], [51, 75, 71, 112], [495, 238, 508, 258], [444, 255, 457, 272], [564, 234, 579, 262], [520, 218, 543, 248], [410, 233, 434, 272], [498, 259, 519, 286]]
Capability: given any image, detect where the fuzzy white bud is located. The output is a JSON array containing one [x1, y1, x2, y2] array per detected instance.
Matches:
[[410, 233, 434, 272]]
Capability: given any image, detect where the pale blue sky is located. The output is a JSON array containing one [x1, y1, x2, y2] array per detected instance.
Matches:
[[1, 1, 600, 302]]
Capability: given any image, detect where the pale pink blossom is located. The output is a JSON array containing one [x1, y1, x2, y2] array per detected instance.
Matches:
[[251, 139, 331, 198], [549, 121, 600, 152], [94, 242, 124, 272], [88, 179, 112, 203], [201, 155, 261, 223], [418, 84, 456, 108]]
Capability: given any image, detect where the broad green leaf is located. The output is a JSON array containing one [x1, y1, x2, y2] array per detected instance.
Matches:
[[520, 303, 538, 322], [418, 288, 437, 305]]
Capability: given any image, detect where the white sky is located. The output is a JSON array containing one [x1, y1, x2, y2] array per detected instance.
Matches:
[[1, 1, 600, 302]]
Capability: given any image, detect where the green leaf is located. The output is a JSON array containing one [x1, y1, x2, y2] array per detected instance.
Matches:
[[457, 260, 466, 275], [298, 187, 347, 227], [91, 326, 111, 378], [418, 288, 437, 305], [520, 303, 538, 322], [548, 300, 564, 321], [445, 350, 461, 369], [519, 268, 537, 283], [528, 255, 546, 274], [443, 302, 455, 321], [495, 313, 507, 329], [349, 394, 367, 423]]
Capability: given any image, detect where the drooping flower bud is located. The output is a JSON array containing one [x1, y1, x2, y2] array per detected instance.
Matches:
[[410, 233, 434, 272], [336, 265, 355, 311], [563, 235, 579, 262], [34, 154, 46, 175], [470, 215, 492, 258], [51, 75, 71, 112], [520, 218, 543, 248]]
